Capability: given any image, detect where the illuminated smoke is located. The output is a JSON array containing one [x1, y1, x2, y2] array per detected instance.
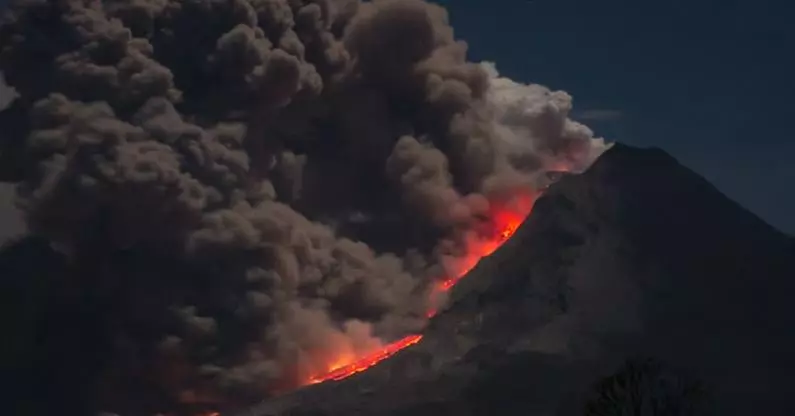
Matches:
[[306, 192, 531, 386], [0, 0, 608, 413]]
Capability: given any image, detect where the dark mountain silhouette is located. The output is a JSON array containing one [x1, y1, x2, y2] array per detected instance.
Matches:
[[3, 143, 793, 415], [240, 143, 795, 416]]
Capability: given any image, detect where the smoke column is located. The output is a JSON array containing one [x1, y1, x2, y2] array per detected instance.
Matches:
[[0, 0, 608, 414]]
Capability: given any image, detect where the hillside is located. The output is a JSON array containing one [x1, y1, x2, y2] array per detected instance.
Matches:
[[241, 143, 795, 416]]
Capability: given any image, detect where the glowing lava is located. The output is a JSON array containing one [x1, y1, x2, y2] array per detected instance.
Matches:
[[428, 192, 534, 304], [305, 191, 536, 386], [307, 334, 423, 384]]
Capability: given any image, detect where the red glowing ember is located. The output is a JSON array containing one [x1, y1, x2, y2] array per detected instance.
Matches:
[[307, 334, 423, 384], [305, 191, 536, 386]]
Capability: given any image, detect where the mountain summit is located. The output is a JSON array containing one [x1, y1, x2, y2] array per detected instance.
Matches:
[[242, 143, 795, 416]]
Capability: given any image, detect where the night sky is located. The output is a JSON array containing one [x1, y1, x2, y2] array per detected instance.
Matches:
[[0, 0, 793, 238], [432, 0, 794, 234]]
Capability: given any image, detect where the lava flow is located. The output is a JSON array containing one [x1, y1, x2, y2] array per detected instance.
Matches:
[[305, 192, 536, 386], [307, 334, 423, 384]]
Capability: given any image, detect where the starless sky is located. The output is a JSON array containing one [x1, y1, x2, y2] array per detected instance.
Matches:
[[0, 0, 792, 238], [433, 0, 795, 234]]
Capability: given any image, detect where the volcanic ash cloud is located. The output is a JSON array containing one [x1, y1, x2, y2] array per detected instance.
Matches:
[[0, 0, 608, 413]]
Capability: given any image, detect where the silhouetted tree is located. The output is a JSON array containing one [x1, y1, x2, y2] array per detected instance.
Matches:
[[583, 357, 712, 416]]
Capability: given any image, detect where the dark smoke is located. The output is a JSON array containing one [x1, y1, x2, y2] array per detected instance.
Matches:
[[0, 0, 607, 413]]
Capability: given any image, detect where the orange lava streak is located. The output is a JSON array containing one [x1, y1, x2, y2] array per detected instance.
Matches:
[[307, 334, 423, 384], [426, 194, 531, 308], [306, 191, 536, 386]]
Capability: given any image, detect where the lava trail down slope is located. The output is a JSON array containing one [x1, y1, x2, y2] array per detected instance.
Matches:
[[0, 0, 611, 414], [240, 143, 795, 416], [305, 192, 534, 386]]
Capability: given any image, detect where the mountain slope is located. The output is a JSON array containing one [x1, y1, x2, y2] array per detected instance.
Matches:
[[242, 143, 795, 416]]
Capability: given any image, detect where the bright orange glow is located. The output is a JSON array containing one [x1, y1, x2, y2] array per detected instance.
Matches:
[[303, 190, 537, 386], [306, 334, 423, 384]]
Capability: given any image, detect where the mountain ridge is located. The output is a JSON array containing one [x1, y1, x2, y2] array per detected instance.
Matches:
[[2, 143, 793, 415], [241, 143, 795, 416]]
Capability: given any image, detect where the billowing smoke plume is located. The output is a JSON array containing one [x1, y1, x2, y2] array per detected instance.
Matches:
[[0, 0, 607, 413]]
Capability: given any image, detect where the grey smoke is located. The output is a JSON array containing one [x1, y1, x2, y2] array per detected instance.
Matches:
[[0, 0, 607, 413], [0, 73, 17, 110]]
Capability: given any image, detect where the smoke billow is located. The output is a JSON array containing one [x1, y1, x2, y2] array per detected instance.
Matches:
[[0, 0, 608, 413]]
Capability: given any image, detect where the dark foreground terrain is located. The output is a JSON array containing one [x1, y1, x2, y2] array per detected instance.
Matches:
[[3, 143, 794, 415], [239, 143, 795, 416]]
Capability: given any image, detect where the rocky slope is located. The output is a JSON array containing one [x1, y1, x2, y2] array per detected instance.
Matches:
[[240, 143, 795, 416]]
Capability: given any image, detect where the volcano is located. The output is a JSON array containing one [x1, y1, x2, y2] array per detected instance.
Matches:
[[238, 143, 795, 416], [2, 1, 791, 414]]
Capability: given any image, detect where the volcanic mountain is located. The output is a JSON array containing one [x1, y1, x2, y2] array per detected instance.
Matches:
[[238, 143, 795, 416]]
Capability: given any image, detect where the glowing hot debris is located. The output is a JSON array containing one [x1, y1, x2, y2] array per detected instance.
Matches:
[[200, 199, 529, 416], [307, 334, 423, 384], [500, 222, 520, 240], [305, 191, 536, 386]]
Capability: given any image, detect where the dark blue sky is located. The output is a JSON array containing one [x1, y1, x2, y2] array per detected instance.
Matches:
[[434, 0, 794, 233], [0, 0, 792, 235]]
